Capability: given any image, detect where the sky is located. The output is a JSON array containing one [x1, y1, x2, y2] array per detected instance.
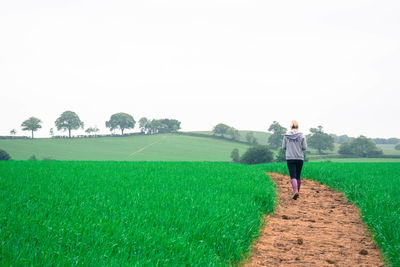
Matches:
[[1, 0, 399, 138]]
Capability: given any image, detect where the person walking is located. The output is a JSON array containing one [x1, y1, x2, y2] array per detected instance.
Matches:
[[282, 120, 307, 200]]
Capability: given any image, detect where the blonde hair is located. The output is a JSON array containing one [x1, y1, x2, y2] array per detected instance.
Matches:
[[290, 120, 299, 129]]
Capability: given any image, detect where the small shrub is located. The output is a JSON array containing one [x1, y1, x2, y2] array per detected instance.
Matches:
[[395, 143, 400, 151], [0, 149, 11, 161], [230, 148, 240, 163], [240, 145, 273, 165], [28, 155, 38, 161]]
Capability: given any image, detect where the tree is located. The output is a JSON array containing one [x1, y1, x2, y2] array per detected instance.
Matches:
[[10, 129, 16, 136], [228, 127, 240, 140], [139, 118, 181, 134], [231, 148, 240, 163], [55, 111, 84, 138], [240, 145, 273, 165], [148, 119, 162, 134], [139, 117, 149, 133], [267, 121, 287, 150], [160, 119, 181, 133], [156, 119, 181, 133], [245, 132, 258, 145], [276, 148, 286, 162], [338, 142, 352, 155], [21, 117, 42, 138], [85, 126, 99, 135], [396, 143, 400, 151], [49, 128, 54, 137], [307, 126, 334, 154], [338, 136, 383, 157], [105, 112, 135, 135], [0, 149, 11, 161], [331, 134, 354, 144], [212, 123, 230, 137]]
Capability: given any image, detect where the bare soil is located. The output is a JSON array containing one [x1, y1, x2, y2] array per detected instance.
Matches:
[[245, 173, 384, 267]]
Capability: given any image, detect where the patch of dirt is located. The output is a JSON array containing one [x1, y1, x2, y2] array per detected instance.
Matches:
[[245, 173, 384, 267]]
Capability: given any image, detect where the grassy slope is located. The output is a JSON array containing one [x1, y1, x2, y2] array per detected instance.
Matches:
[[260, 162, 400, 266], [0, 134, 251, 161], [0, 161, 276, 266]]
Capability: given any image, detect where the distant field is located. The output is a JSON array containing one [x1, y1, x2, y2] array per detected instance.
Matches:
[[376, 144, 400, 155], [0, 161, 276, 266], [0, 134, 250, 161], [261, 162, 400, 266]]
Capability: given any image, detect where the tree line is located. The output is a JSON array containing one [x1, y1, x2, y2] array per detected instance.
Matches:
[[222, 120, 395, 164], [212, 123, 258, 144], [265, 121, 387, 158], [12, 111, 181, 138]]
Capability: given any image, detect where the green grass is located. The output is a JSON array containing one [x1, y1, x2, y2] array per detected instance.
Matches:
[[0, 134, 250, 161], [0, 161, 276, 266], [260, 162, 400, 266]]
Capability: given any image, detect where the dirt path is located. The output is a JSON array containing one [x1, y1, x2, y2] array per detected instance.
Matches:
[[129, 136, 167, 156], [245, 173, 384, 267]]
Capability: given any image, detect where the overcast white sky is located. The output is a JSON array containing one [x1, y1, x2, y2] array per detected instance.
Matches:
[[1, 0, 399, 138]]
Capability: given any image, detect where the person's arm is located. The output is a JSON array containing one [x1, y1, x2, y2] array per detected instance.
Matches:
[[282, 136, 287, 150], [302, 136, 307, 150]]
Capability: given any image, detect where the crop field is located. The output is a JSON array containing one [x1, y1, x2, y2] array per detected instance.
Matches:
[[0, 161, 275, 266], [0, 134, 250, 161], [260, 162, 400, 266]]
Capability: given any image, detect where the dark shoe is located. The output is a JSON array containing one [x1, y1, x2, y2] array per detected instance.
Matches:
[[293, 193, 299, 200]]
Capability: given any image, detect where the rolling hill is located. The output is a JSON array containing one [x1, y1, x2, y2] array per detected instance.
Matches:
[[0, 133, 252, 161]]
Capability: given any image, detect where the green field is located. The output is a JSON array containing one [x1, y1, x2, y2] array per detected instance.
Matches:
[[0, 134, 250, 161], [261, 162, 400, 266], [0, 161, 275, 266]]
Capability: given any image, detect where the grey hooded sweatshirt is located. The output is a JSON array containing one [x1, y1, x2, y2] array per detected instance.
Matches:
[[282, 130, 307, 160]]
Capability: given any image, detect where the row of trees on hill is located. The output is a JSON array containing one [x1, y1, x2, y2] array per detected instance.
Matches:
[[230, 121, 389, 165], [266, 121, 385, 157], [212, 123, 240, 140], [266, 121, 335, 154], [138, 118, 181, 135], [15, 111, 181, 138], [212, 123, 258, 144]]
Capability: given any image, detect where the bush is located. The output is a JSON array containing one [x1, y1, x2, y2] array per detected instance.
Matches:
[[395, 143, 400, 151], [28, 155, 38, 161], [240, 145, 273, 165], [230, 148, 240, 163], [0, 149, 11, 161]]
